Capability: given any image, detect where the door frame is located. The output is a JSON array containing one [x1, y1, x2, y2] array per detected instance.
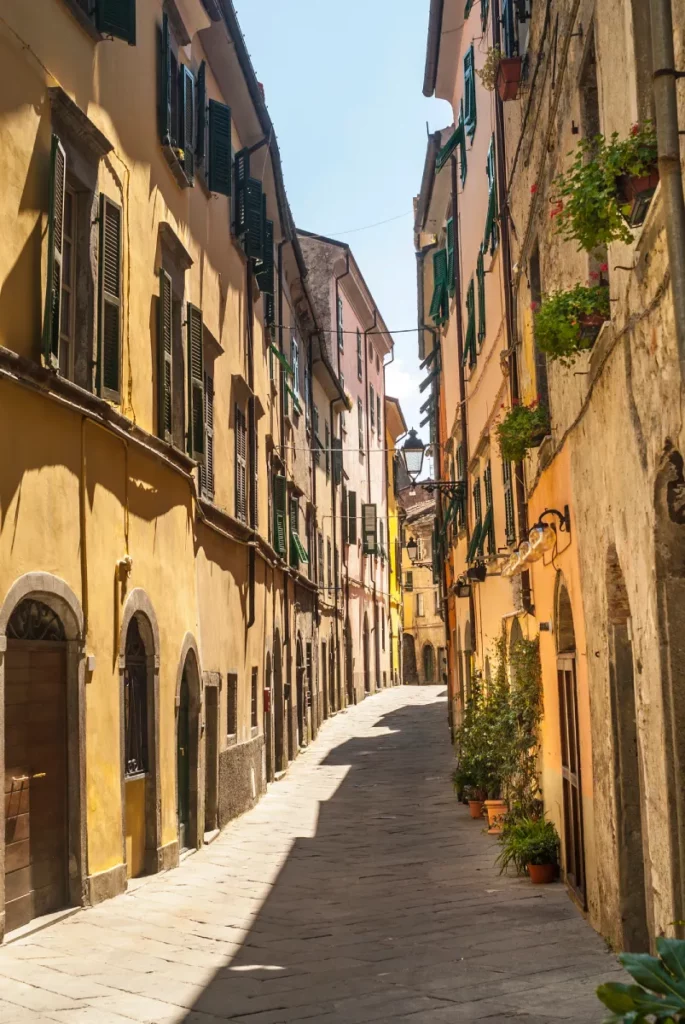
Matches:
[[0, 573, 87, 941], [174, 634, 203, 855], [557, 653, 587, 908]]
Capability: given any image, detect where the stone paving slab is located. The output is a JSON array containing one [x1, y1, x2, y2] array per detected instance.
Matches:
[[0, 687, 622, 1022]]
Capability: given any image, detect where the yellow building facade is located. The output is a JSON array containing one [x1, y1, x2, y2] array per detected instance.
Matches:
[[385, 397, 407, 688]]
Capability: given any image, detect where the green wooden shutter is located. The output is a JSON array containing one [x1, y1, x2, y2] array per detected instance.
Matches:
[[179, 64, 194, 181], [159, 13, 172, 144], [186, 304, 204, 462], [405, 570, 413, 592], [502, 459, 516, 544], [158, 268, 173, 441], [273, 473, 287, 556], [429, 249, 449, 325], [200, 371, 214, 499], [42, 135, 66, 370], [463, 278, 476, 368], [97, 194, 122, 402], [476, 246, 486, 344], [466, 520, 482, 563], [235, 149, 250, 235], [481, 0, 490, 30], [484, 461, 495, 554], [235, 407, 247, 522], [95, 0, 136, 44], [332, 437, 342, 485], [244, 178, 264, 260], [459, 100, 467, 185], [195, 61, 206, 164], [484, 136, 499, 254], [256, 217, 274, 294], [348, 491, 358, 544], [446, 218, 455, 297], [208, 100, 232, 196], [362, 504, 377, 555], [464, 45, 476, 139], [341, 486, 348, 544]]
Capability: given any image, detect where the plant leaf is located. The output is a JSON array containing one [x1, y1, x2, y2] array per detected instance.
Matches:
[[596, 982, 640, 1012], [658, 938, 685, 984], [620, 952, 685, 1001]]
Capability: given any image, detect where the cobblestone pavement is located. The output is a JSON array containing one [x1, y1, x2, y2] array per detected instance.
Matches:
[[0, 686, 622, 1023]]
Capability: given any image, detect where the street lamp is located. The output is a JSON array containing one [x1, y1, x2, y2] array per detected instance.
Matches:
[[406, 536, 418, 563], [400, 429, 425, 485]]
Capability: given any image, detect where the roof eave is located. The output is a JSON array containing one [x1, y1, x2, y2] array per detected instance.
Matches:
[[423, 0, 444, 97]]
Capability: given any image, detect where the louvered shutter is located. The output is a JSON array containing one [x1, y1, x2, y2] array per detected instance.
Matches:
[[159, 14, 172, 145], [348, 491, 358, 544], [256, 217, 275, 294], [332, 438, 342, 485], [459, 100, 467, 185], [477, 247, 486, 343], [341, 486, 348, 544], [463, 278, 476, 368], [484, 461, 495, 554], [273, 473, 287, 556], [186, 304, 205, 461], [244, 178, 264, 260], [158, 269, 173, 441], [98, 194, 122, 402], [43, 135, 66, 370], [195, 61, 206, 164], [405, 571, 413, 592], [179, 64, 194, 181], [200, 371, 214, 499], [235, 407, 247, 522], [446, 218, 455, 298], [95, 0, 136, 44], [235, 149, 250, 235], [429, 249, 449, 326], [249, 399, 258, 528], [208, 100, 231, 196], [502, 459, 516, 544], [464, 46, 476, 139], [362, 504, 377, 556]]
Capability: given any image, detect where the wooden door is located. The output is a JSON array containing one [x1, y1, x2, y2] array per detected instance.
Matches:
[[204, 686, 219, 833], [557, 655, 586, 906], [5, 644, 68, 933], [177, 675, 190, 851]]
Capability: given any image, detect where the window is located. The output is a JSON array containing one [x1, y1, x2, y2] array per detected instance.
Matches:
[[476, 247, 486, 344], [463, 45, 476, 139], [416, 593, 425, 617], [159, 15, 196, 187], [459, 101, 468, 185], [466, 477, 483, 563], [124, 617, 148, 776], [234, 150, 264, 260], [434, 589, 441, 614], [429, 249, 449, 326], [304, 360, 311, 426], [158, 245, 190, 449], [484, 136, 499, 255], [463, 278, 476, 369], [318, 531, 325, 587], [200, 370, 214, 500], [325, 422, 331, 479], [339, 373, 346, 433], [381, 614, 385, 651], [356, 329, 363, 380], [337, 296, 344, 350], [306, 510, 314, 580], [358, 398, 365, 456], [483, 461, 495, 555], [376, 394, 381, 437], [291, 334, 300, 395], [57, 185, 77, 379], [405, 570, 414, 591], [69, 0, 137, 43], [530, 244, 550, 411], [362, 504, 377, 556], [456, 442, 467, 528], [273, 473, 287, 557], [348, 491, 358, 544], [445, 218, 455, 299], [503, 459, 516, 544], [235, 406, 247, 522], [327, 538, 332, 589], [290, 496, 309, 570], [376, 352, 380, 373], [370, 385, 375, 431], [313, 406, 321, 465], [227, 673, 238, 738], [251, 667, 258, 729]]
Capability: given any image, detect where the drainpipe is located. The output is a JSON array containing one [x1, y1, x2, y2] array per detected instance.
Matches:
[[650, 0, 685, 375], [492, 0, 532, 612]]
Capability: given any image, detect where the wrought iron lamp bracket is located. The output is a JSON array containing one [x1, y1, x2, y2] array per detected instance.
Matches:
[[422, 480, 466, 502], [532, 505, 571, 537]]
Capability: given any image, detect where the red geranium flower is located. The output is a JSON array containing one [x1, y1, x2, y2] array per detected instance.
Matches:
[[631, 123, 640, 136], [600, 262, 608, 272], [530, 184, 539, 194], [589, 270, 599, 280], [530, 301, 539, 311]]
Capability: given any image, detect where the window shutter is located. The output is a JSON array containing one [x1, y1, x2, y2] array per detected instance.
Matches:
[[464, 45, 476, 139], [159, 13, 172, 145], [208, 100, 231, 196], [158, 269, 173, 441], [405, 571, 413, 592], [179, 64, 195, 182], [429, 249, 449, 326], [235, 149, 250, 234], [459, 100, 467, 185], [195, 61, 206, 164], [95, 0, 136, 44], [357, 329, 363, 379], [273, 473, 287, 556], [463, 278, 476, 368], [502, 0, 518, 57], [446, 218, 455, 298], [342, 486, 348, 544], [370, 385, 375, 429], [235, 407, 247, 522], [503, 459, 516, 544], [42, 135, 66, 370], [186, 304, 204, 462], [244, 178, 263, 260], [348, 491, 358, 544], [249, 399, 258, 528], [200, 371, 214, 499], [256, 217, 275, 294], [97, 194, 122, 402], [332, 437, 342, 485], [484, 461, 495, 554], [362, 504, 377, 555], [477, 246, 486, 343]]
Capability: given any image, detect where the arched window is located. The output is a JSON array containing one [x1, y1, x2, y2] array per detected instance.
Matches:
[[7, 599, 66, 641], [423, 643, 435, 683], [124, 617, 149, 776]]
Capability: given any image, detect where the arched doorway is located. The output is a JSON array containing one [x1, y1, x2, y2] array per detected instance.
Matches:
[[363, 614, 371, 694], [321, 640, 328, 719], [296, 637, 305, 747], [273, 630, 285, 773], [345, 619, 354, 705], [329, 636, 336, 712], [373, 601, 381, 692], [265, 652, 273, 782], [5, 599, 69, 933], [402, 633, 417, 683], [423, 643, 435, 683], [606, 547, 649, 950], [555, 575, 586, 907], [176, 644, 201, 854]]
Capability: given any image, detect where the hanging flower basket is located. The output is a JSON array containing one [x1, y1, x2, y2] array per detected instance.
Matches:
[[497, 57, 522, 101], [534, 284, 610, 363], [497, 403, 549, 463]]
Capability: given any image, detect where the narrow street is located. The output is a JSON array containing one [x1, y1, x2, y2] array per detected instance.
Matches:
[[0, 687, 620, 1024]]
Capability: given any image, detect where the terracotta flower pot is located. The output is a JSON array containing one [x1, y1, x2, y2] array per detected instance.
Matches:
[[578, 313, 606, 345], [497, 57, 523, 101], [484, 799, 508, 834], [527, 862, 556, 884], [468, 800, 484, 819], [617, 168, 659, 227]]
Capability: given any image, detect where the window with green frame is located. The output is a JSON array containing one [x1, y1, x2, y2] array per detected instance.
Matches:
[[483, 461, 495, 555], [463, 46, 477, 140], [463, 278, 476, 368], [481, 0, 490, 30], [446, 219, 455, 297], [464, 0, 475, 14], [429, 248, 449, 326], [459, 101, 467, 185], [466, 477, 482, 563], [484, 135, 499, 254], [502, 459, 516, 545], [476, 246, 486, 344]]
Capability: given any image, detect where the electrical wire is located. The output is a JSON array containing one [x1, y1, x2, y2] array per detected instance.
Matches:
[[327, 211, 413, 236]]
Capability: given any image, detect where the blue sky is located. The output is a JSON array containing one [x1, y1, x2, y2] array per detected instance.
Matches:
[[234, 0, 449, 435]]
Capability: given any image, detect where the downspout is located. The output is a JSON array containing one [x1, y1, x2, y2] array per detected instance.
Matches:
[[650, 0, 685, 375], [492, 0, 531, 612]]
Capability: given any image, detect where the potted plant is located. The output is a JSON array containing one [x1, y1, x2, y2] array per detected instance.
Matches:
[[497, 56, 523, 102], [452, 763, 486, 818], [534, 284, 610, 364], [497, 816, 560, 883], [596, 937, 685, 1021], [496, 402, 549, 462], [483, 798, 508, 834], [477, 46, 502, 91], [552, 123, 658, 251]]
